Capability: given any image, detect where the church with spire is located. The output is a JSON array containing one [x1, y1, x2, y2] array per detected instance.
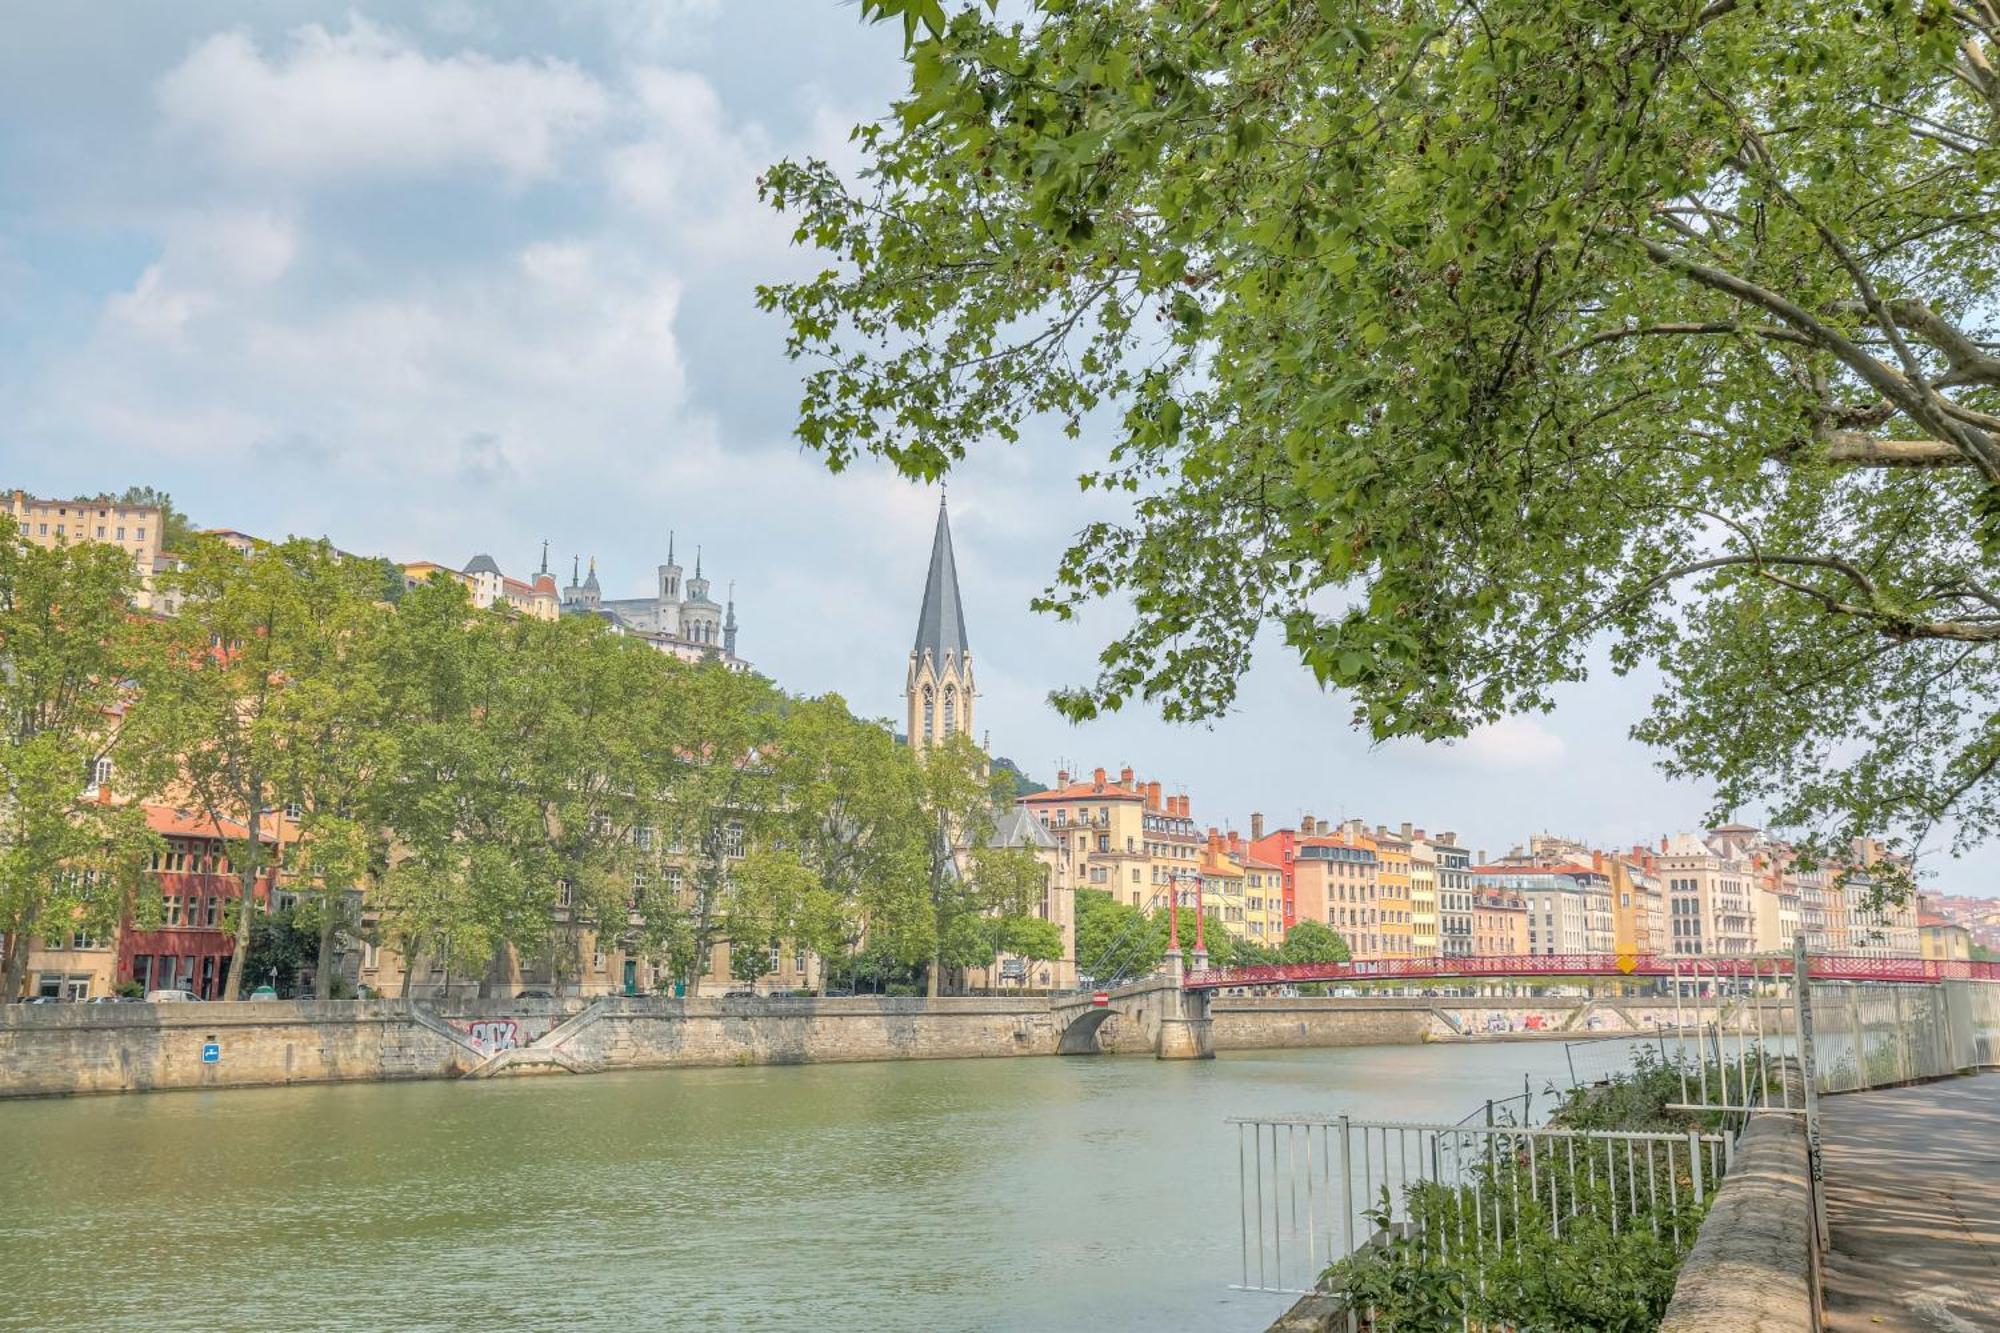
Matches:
[[906, 495, 975, 750], [559, 534, 750, 672]]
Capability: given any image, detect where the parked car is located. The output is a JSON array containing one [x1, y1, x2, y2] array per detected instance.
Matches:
[[723, 988, 756, 998], [144, 989, 200, 1003], [16, 995, 63, 1004], [515, 989, 552, 999], [85, 995, 138, 1004]]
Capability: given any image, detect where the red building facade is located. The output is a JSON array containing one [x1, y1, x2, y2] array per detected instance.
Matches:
[[119, 806, 275, 998]]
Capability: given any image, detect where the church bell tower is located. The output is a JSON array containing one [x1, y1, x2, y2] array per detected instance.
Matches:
[[906, 494, 974, 752]]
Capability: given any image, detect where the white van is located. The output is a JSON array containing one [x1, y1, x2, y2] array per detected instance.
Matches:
[[144, 989, 200, 1003]]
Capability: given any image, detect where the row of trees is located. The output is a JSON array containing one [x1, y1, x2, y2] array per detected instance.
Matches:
[[0, 519, 1057, 1000], [1072, 888, 1351, 983], [762, 1, 2000, 884]]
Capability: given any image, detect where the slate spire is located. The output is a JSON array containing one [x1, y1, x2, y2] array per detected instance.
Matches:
[[913, 493, 970, 663]]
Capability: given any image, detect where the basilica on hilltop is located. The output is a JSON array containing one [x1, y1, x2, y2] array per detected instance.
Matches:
[[561, 534, 750, 672]]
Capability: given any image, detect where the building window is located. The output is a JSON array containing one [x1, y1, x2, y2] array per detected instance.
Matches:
[[922, 686, 934, 736], [942, 686, 956, 736], [724, 822, 745, 858]]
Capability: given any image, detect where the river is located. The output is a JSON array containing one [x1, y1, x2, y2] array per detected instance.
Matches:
[[0, 1040, 1651, 1332]]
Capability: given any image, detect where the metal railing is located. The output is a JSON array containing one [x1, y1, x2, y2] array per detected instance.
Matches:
[[1188, 951, 2000, 990], [1666, 955, 1804, 1120], [1809, 981, 1964, 1093], [1228, 1114, 1728, 1299]]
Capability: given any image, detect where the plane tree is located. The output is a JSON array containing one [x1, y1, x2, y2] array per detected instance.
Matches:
[[761, 0, 2000, 879], [0, 519, 165, 999]]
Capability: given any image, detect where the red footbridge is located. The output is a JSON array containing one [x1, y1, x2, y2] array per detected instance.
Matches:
[[1182, 952, 2000, 991]]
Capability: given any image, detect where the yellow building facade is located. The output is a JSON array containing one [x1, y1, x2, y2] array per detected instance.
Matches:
[[1369, 826, 1414, 958]]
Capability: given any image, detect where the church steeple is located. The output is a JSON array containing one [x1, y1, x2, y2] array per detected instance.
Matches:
[[906, 492, 974, 751]]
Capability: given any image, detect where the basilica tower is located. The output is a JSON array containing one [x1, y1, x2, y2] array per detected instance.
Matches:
[[906, 495, 973, 751]]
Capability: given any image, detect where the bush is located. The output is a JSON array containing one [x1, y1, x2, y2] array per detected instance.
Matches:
[[1322, 1051, 1754, 1331]]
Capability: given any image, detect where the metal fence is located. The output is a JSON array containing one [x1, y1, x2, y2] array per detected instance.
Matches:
[[1228, 1115, 1729, 1300], [1808, 981, 1964, 1093], [1665, 956, 1804, 1120], [1225, 937, 2000, 1317]]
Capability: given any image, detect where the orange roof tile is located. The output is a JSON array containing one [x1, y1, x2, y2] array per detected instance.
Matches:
[[1020, 781, 1145, 803], [144, 804, 273, 843]]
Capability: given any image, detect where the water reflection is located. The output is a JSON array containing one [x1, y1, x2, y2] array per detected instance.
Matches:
[[0, 1040, 1650, 1332]]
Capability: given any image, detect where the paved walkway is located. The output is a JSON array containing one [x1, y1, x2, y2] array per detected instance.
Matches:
[[1821, 1072, 2000, 1332]]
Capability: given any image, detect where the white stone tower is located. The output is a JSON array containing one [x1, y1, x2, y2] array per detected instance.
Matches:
[[906, 494, 974, 751]]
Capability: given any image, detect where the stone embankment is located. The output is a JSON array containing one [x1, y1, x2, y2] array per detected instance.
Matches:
[[0, 990, 1687, 1099]]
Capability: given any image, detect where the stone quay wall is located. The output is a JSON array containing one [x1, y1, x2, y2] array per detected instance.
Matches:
[[0, 992, 1668, 1099], [0, 999, 483, 1098], [559, 995, 1061, 1069], [1210, 997, 1435, 1049]]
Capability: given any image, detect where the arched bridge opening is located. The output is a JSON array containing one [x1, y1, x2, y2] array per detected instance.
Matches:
[[1057, 1006, 1115, 1055]]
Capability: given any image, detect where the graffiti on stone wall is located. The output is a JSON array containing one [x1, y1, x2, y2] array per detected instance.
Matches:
[[1481, 1011, 1554, 1033], [455, 1018, 521, 1054]]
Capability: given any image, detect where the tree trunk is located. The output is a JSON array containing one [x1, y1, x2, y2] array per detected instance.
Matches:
[[0, 902, 36, 1001], [226, 781, 264, 1000], [312, 895, 339, 1001], [397, 937, 416, 1000]]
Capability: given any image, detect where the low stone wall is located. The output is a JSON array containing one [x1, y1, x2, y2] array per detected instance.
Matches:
[[1211, 997, 1433, 1049], [1659, 1114, 1821, 1333], [0, 1000, 479, 1097], [560, 994, 1059, 1068], [0, 990, 1659, 1098]]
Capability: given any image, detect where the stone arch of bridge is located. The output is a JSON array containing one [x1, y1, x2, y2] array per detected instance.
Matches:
[[1057, 1005, 1117, 1055]]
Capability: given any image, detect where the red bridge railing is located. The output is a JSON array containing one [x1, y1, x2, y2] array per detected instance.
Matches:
[[1182, 953, 2000, 990]]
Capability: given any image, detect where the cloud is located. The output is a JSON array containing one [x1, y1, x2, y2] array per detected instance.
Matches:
[[456, 431, 512, 486], [105, 209, 296, 339], [1442, 716, 1570, 771], [157, 18, 610, 185]]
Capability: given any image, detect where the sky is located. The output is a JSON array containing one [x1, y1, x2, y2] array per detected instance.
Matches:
[[0, 2, 1985, 889]]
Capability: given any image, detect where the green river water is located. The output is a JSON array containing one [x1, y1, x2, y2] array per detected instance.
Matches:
[[0, 1040, 1648, 1332]]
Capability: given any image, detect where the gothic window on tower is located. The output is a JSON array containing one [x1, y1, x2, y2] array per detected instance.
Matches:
[[922, 686, 935, 736], [942, 686, 956, 736]]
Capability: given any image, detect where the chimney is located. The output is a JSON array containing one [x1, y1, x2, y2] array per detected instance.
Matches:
[[1302, 814, 1315, 835], [1400, 822, 1413, 841], [1478, 849, 1488, 865], [1229, 831, 1243, 855], [1120, 765, 1134, 786], [1057, 769, 1069, 787], [1660, 835, 1669, 853], [1250, 812, 1265, 841], [1148, 781, 1162, 811], [1438, 831, 1456, 846], [1092, 767, 1106, 792]]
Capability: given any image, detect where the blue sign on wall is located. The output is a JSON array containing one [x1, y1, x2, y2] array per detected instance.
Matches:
[[201, 1042, 220, 1065]]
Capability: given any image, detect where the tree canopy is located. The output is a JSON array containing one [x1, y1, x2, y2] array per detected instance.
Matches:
[[761, 0, 2000, 867], [1278, 921, 1354, 966]]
